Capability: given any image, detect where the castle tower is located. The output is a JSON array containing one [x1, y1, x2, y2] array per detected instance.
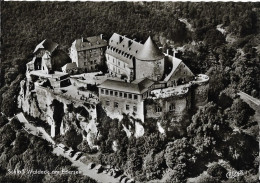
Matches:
[[41, 52, 53, 74], [135, 36, 165, 81]]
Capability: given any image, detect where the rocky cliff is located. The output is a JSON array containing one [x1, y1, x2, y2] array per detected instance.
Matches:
[[17, 75, 99, 148]]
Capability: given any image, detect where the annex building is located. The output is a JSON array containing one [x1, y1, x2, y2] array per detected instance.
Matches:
[[70, 35, 107, 73]]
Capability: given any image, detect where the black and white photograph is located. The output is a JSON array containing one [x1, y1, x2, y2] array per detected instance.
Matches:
[[0, 0, 259, 183]]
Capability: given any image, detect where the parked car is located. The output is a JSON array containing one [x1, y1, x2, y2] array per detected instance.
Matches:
[[57, 143, 65, 151], [95, 164, 103, 174], [87, 162, 95, 170], [64, 146, 69, 151], [127, 179, 135, 183], [121, 177, 129, 183], [103, 169, 109, 174], [118, 175, 127, 182], [73, 152, 83, 160]]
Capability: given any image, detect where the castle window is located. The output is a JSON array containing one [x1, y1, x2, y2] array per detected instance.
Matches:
[[169, 104, 175, 111], [84, 62, 87, 66], [133, 106, 137, 112], [110, 90, 113, 96], [90, 61, 93, 65], [119, 92, 123, 97], [134, 95, 138, 100], [94, 60, 97, 64], [115, 91, 118, 96], [105, 90, 109, 95], [156, 106, 162, 113], [128, 94, 132, 99], [114, 102, 119, 108], [101, 89, 104, 94], [126, 104, 129, 110], [118, 61, 120, 66], [124, 93, 127, 98], [106, 100, 110, 106]]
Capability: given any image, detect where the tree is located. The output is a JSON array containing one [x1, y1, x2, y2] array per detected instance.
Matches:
[[63, 128, 83, 149], [13, 132, 30, 155], [188, 102, 231, 155], [164, 138, 194, 169], [143, 149, 166, 180], [207, 163, 227, 180], [225, 98, 255, 127]]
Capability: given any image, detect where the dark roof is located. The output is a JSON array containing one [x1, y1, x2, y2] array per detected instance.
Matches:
[[109, 33, 143, 56], [106, 33, 144, 67], [136, 36, 164, 61], [34, 39, 58, 54], [98, 78, 154, 94], [51, 50, 72, 71], [106, 33, 164, 66], [74, 36, 107, 51]]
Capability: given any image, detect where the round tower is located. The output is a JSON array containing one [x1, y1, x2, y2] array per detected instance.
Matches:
[[192, 74, 209, 108], [135, 37, 165, 81]]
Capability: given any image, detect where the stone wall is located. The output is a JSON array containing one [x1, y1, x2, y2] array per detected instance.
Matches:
[[18, 76, 98, 147], [144, 92, 191, 120], [166, 62, 194, 87], [192, 82, 209, 108], [99, 88, 144, 121]]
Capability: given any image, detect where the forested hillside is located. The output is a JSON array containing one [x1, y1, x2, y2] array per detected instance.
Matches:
[[0, 2, 259, 183], [1, 1, 259, 116]]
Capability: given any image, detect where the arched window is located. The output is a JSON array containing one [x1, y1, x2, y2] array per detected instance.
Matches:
[[156, 106, 162, 113], [169, 103, 175, 111]]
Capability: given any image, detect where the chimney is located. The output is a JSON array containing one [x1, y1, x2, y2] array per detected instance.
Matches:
[[100, 34, 103, 40], [172, 48, 177, 57]]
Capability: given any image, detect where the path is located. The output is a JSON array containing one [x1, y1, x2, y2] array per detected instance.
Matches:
[[16, 112, 121, 183], [179, 18, 194, 32], [238, 91, 260, 123]]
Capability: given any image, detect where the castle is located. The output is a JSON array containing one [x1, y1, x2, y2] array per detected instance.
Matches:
[[23, 33, 209, 131], [100, 33, 209, 122]]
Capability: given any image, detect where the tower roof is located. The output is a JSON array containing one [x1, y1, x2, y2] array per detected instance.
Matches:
[[136, 36, 164, 61]]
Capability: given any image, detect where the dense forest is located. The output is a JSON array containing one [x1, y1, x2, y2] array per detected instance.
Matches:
[[0, 1, 259, 183]]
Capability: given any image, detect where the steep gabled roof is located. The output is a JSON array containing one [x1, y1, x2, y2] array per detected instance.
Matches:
[[136, 36, 164, 61], [98, 78, 154, 94], [74, 36, 107, 51], [164, 55, 194, 82], [109, 33, 143, 56], [33, 39, 58, 54]]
